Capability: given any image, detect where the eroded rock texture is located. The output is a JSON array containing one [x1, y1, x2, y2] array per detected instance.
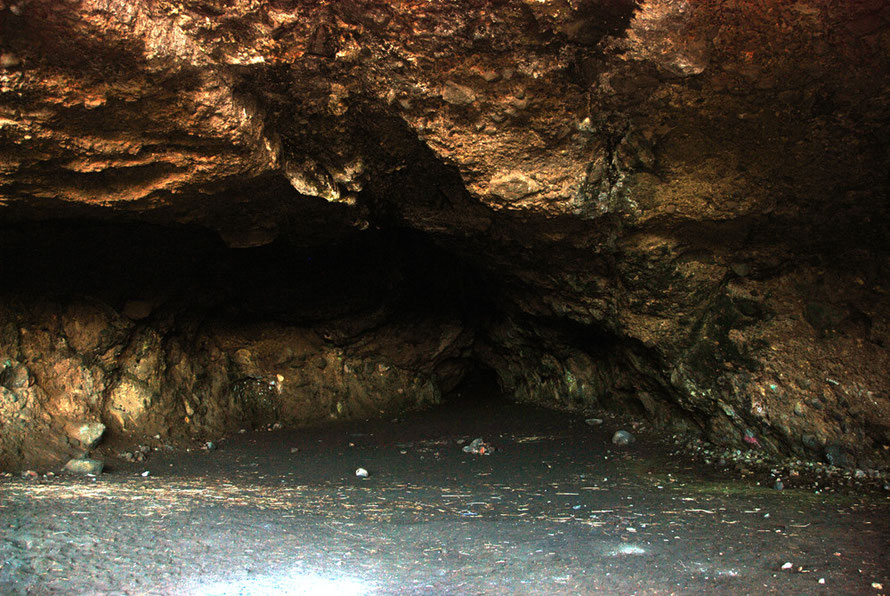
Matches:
[[0, 0, 888, 471]]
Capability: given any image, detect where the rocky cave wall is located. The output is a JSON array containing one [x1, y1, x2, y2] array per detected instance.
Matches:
[[0, 0, 888, 471]]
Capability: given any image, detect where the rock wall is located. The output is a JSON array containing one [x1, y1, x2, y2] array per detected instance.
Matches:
[[0, 224, 473, 470], [0, 298, 446, 469], [0, 0, 888, 470]]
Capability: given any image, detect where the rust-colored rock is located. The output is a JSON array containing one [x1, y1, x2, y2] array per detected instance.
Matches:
[[0, 1, 888, 471]]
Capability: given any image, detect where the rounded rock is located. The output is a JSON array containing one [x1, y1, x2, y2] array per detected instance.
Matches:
[[612, 430, 635, 446]]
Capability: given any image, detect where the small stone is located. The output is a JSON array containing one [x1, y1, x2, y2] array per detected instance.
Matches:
[[84, 96, 105, 109], [290, 447, 300, 454], [141, 470, 150, 477], [774, 479, 784, 491], [489, 171, 540, 201], [873, 582, 884, 590], [585, 418, 603, 426], [781, 562, 793, 570], [818, 578, 825, 585], [793, 402, 805, 416], [612, 430, 635, 446], [441, 81, 476, 106], [355, 467, 369, 478], [801, 434, 821, 451], [63, 458, 104, 475], [730, 262, 751, 277], [509, 95, 529, 110], [203, 441, 216, 451]]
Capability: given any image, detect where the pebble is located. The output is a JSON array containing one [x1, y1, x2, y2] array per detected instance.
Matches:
[[585, 418, 603, 426], [441, 81, 476, 106], [612, 430, 635, 446], [774, 479, 784, 491], [781, 561, 793, 570], [355, 467, 369, 478]]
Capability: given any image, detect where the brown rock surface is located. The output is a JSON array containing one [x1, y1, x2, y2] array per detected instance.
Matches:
[[0, 0, 888, 471]]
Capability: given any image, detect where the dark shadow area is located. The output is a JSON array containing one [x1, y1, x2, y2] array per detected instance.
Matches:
[[0, 220, 493, 330], [442, 365, 507, 406]]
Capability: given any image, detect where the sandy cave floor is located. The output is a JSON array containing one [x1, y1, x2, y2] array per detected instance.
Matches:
[[1, 396, 888, 595]]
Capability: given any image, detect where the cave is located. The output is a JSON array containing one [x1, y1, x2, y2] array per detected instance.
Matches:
[[1, 0, 889, 593]]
